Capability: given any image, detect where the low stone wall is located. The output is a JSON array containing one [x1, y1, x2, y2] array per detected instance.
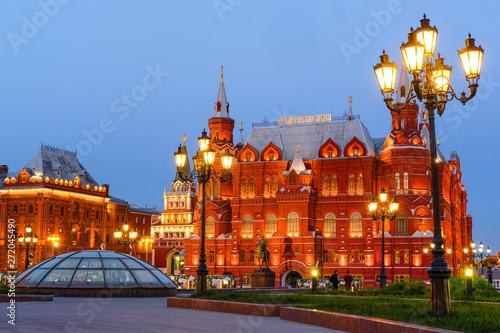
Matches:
[[0, 294, 53, 303], [280, 307, 461, 333], [168, 297, 461, 333], [209, 287, 325, 295], [167, 297, 280, 317]]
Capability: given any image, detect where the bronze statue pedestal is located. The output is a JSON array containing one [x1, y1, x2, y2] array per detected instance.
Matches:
[[251, 269, 276, 288]]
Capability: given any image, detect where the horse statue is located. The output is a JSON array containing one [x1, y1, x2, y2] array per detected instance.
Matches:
[[256, 236, 270, 271]]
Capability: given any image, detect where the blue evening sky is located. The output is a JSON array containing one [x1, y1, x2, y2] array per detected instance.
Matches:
[[0, 1, 498, 254]]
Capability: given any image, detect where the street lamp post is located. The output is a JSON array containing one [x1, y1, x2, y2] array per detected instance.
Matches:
[[373, 15, 484, 315], [369, 188, 399, 289], [47, 234, 60, 257], [139, 236, 153, 263], [174, 130, 234, 295], [312, 269, 318, 292], [18, 224, 38, 270], [114, 224, 138, 254]]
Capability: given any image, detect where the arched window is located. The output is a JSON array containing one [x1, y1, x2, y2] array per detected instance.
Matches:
[[287, 212, 299, 237], [206, 216, 215, 238], [249, 178, 255, 196], [213, 182, 218, 199], [265, 214, 277, 237], [272, 177, 278, 196], [242, 215, 253, 238], [324, 213, 336, 238], [401, 118, 405, 129], [169, 199, 173, 209], [71, 227, 77, 241], [94, 231, 99, 243], [403, 172, 409, 194], [349, 212, 363, 238], [323, 175, 329, 195], [348, 174, 355, 195], [174, 198, 179, 208], [29, 205, 34, 214], [331, 175, 338, 195], [241, 179, 247, 197], [206, 183, 211, 198], [180, 198, 185, 209], [264, 178, 270, 197], [357, 173, 363, 195], [396, 212, 408, 236], [73, 203, 79, 218], [135, 217, 139, 223], [395, 173, 401, 194]]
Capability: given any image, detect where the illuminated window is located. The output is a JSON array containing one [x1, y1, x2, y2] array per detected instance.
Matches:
[[94, 231, 99, 243], [239, 250, 245, 263], [265, 214, 277, 237], [206, 216, 215, 238], [241, 179, 247, 197], [327, 150, 333, 158], [396, 212, 408, 236], [323, 175, 329, 195], [295, 246, 300, 254], [323, 250, 328, 263], [348, 250, 354, 263], [246, 153, 251, 162], [352, 274, 364, 289], [213, 182, 218, 199], [249, 251, 254, 262], [269, 153, 274, 161], [331, 175, 338, 195], [209, 251, 214, 262], [403, 172, 409, 194], [180, 198, 185, 209], [272, 177, 278, 196], [353, 147, 359, 156], [287, 211, 300, 237], [291, 176, 296, 185], [71, 227, 77, 241], [206, 183, 211, 199], [332, 250, 338, 263], [359, 250, 365, 263], [249, 179, 255, 196], [264, 178, 270, 197], [404, 250, 410, 264], [395, 173, 401, 194], [357, 173, 363, 195], [73, 203, 78, 218], [324, 213, 336, 238], [395, 275, 409, 282], [242, 215, 253, 238], [349, 212, 363, 237], [348, 174, 355, 195], [395, 250, 400, 264]]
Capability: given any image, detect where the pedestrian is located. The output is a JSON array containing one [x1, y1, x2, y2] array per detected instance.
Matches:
[[344, 270, 353, 291], [329, 270, 340, 291]]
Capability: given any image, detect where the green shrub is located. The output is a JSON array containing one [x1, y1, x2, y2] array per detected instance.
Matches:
[[450, 276, 499, 301], [384, 279, 428, 296]]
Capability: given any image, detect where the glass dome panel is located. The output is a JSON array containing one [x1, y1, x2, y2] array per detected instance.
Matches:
[[105, 270, 137, 284], [42, 269, 74, 284], [120, 258, 146, 269], [78, 258, 102, 269], [150, 270, 177, 287], [131, 270, 159, 285], [38, 258, 64, 269], [55, 258, 82, 269], [72, 269, 105, 284], [19, 268, 49, 285], [102, 258, 126, 269]]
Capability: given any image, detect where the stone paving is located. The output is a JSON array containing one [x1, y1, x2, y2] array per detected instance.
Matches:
[[1, 297, 346, 333]]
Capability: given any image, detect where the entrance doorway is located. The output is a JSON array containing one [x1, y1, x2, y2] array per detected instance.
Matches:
[[282, 270, 302, 288]]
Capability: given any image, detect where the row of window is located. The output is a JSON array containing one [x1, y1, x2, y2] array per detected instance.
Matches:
[[322, 250, 410, 264], [13, 203, 102, 220], [154, 232, 185, 239], [241, 178, 279, 198], [205, 212, 409, 239], [168, 198, 186, 209]]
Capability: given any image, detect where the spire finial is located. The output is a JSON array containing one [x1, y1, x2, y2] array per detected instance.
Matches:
[[239, 122, 243, 132], [296, 143, 300, 153], [221, 65, 224, 83], [182, 134, 187, 145], [347, 95, 354, 121], [348, 95, 352, 107]]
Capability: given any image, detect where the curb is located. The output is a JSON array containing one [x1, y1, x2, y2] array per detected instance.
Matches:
[[167, 297, 280, 317], [0, 294, 53, 303]]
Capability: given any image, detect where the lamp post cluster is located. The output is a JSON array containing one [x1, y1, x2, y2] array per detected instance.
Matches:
[[373, 14, 484, 315], [174, 129, 235, 295], [114, 224, 138, 254], [369, 188, 399, 289], [470, 241, 491, 273], [18, 224, 38, 270], [47, 234, 60, 257], [139, 236, 154, 263]]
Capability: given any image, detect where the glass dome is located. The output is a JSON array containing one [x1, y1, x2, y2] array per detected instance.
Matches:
[[16, 251, 176, 293]]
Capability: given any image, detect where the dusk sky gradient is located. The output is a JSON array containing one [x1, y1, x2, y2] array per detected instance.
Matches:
[[0, 1, 498, 254]]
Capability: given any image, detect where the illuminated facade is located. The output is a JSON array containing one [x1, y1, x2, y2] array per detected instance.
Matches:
[[179, 68, 473, 288], [0, 144, 155, 271]]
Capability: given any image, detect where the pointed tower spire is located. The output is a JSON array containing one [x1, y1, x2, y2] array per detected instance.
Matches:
[[289, 143, 306, 173], [214, 66, 230, 118], [164, 183, 167, 196], [395, 63, 410, 104], [347, 96, 354, 121], [236, 122, 245, 146]]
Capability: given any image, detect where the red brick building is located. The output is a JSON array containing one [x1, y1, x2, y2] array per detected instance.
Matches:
[[0, 144, 156, 271], [175, 68, 473, 288]]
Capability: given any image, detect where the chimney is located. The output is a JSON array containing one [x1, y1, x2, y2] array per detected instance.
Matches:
[[0, 165, 8, 184]]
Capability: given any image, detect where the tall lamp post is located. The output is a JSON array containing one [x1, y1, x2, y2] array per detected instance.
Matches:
[[47, 234, 60, 257], [174, 130, 234, 295], [369, 188, 399, 289], [18, 224, 38, 270], [139, 236, 154, 263], [373, 15, 484, 315], [114, 224, 138, 254]]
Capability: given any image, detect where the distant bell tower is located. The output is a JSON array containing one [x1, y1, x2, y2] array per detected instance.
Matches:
[[391, 63, 419, 132], [208, 66, 235, 153]]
